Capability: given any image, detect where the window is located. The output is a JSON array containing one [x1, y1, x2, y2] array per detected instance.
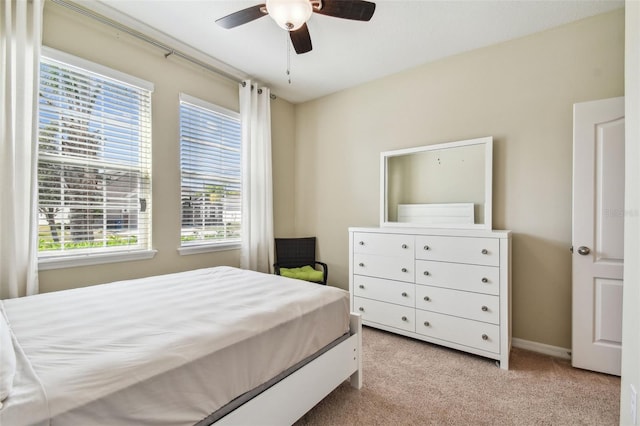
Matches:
[[179, 94, 242, 250], [37, 47, 153, 267]]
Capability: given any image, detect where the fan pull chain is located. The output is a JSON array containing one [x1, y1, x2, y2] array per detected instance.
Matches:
[[286, 32, 292, 84]]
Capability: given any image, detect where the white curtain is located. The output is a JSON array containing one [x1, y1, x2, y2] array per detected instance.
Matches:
[[239, 80, 274, 273], [0, 0, 43, 299]]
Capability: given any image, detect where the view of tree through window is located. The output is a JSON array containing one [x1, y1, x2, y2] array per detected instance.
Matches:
[[179, 94, 242, 247], [37, 50, 152, 256]]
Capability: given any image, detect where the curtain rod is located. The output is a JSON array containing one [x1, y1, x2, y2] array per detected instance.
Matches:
[[50, 0, 245, 85]]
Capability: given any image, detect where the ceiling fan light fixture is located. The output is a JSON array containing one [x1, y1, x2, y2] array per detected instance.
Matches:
[[266, 0, 313, 31]]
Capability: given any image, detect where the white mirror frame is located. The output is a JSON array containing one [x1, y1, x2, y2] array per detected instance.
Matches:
[[380, 136, 493, 230]]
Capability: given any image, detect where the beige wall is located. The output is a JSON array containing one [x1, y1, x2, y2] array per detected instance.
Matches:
[[272, 99, 298, 237], [38, 1, 296, 293], [294, 9, 624, 349]]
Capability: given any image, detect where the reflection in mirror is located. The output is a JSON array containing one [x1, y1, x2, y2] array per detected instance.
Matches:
[[381, 137, 492, 230]]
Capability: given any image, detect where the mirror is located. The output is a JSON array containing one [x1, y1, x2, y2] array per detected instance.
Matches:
[[380, 136, 493, 229]]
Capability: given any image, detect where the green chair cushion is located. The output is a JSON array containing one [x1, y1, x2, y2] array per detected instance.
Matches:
[[280, 265, 324, 282]]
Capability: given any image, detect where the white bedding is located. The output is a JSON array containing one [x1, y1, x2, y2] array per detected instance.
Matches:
[[0, 266, 350, 426]]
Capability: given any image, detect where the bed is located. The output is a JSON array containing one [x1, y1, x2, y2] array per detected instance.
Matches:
[[0, 266, 362, 426]]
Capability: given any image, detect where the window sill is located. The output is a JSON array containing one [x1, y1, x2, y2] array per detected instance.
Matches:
[[178, 243, 240, 256], [38, 249, 157, 271]]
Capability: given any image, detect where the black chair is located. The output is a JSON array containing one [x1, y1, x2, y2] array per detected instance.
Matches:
[[274, 237, 328, 285]]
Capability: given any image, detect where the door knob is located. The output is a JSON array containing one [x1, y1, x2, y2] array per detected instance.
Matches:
[[577, 246, 591, 255]]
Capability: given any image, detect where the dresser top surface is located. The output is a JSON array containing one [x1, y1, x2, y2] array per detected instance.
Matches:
[[349, 226, 511, 239]]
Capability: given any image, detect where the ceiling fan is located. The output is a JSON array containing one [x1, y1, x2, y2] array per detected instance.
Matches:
[[215, 0, 376, 54]]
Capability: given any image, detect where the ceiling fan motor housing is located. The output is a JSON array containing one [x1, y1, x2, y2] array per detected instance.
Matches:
[[266, 0, 314, 31]]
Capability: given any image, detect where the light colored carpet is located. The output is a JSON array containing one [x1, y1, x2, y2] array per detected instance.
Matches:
[[295, 326, 620, 426]]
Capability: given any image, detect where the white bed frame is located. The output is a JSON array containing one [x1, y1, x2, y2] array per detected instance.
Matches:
[[215, 313, 363, 425]]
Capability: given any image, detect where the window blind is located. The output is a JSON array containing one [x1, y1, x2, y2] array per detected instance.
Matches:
[[179, 94, 242, 247], [38, 50, 152, 257]]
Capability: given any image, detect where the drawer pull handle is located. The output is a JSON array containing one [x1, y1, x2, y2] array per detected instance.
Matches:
[[359, 241, 365, 245], [482, 334, 489, 341], [424, 296, 430, 302], [359, 307, 364, 312], [401, 268, 408, 273], [423, 245, 430, 251], [423, 271, 430, 276], [401, 316, 408, 322], [481, 249, 489, 255], [481, 306, 488, 312], [359, 284, 365, 289], [424, 321, 431, 327], [481, 277, 489, 283], [402, 244, 408, 249], [359, 263, 365, 267], [402, 292, 408, 297]]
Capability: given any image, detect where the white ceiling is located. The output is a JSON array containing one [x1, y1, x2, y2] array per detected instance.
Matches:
[[81, 0, 624, 104]]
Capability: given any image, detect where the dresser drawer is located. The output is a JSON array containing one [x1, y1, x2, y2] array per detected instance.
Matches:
[[415, 260, 499, 295], [415, 285, 499, 324], [415, 235, 499, 266], [353, 275, 415, 307], [353, 253, 414, 283], [354, 297, 415, 332], [353, 232, 414, 258], [415, 310, 500, 353]]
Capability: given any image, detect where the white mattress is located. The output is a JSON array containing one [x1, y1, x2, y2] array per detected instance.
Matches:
[[0, 266, 350, 426]]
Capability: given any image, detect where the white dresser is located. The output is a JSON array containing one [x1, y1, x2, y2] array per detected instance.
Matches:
[[349, 227, 512, 369]]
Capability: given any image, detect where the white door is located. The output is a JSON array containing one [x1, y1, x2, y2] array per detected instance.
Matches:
[[572, 96, 624, 376]]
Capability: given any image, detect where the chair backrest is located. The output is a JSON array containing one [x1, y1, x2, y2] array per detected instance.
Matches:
[[275, 237, 317, 268]]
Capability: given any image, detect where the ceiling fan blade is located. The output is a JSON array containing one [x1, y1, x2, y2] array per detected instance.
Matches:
[[314, 0, 376, 21], [215, 4, 267, 29], [290, 23, 313, 54]]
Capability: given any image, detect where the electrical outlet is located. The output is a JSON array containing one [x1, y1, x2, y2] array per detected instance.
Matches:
[[631, 384, 638, 425]]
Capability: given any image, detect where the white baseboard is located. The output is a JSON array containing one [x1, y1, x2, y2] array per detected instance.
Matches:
[[512, 338, 571, 360]]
